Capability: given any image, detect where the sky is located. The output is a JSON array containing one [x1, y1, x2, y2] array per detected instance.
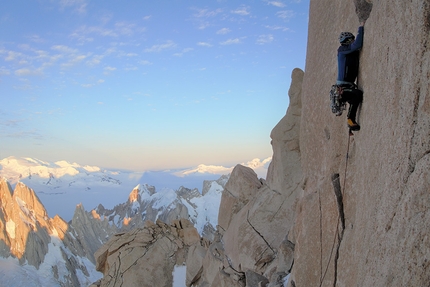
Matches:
[[0, 0, 309, 172]]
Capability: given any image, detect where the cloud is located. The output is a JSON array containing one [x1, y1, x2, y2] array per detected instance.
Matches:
[[114, 22, 140, 36], [192, 8, 223, 18], [82, 79, 104, 88], [231, 5, 250, 16], [220, 38, 242, 45], [27, 35, 44, 43], [5, 51, 23, 61], [86, 55, 104, 66], [276, 10, 295, 20], [197, 42, 213, 47], [265, 25, 290, 32], [59, 0, 88, 15], [0, 118, 44, 140], [256, 34, 274, 45], [144, 41, 176, 53], [15, 68, 43, 76], [70, 21, 145, 44], [102, 66, 116, 75], [216, 28, 231, 35], [191, 8, 224, 30], [0, 68, 10, 76], [124, 66, 138, 71], [61, 54, 87, 68], [139, 60, 152, 65], [266, 1, 286, 7], [51, 45, 78, 54], [174, 48, 194, 57]]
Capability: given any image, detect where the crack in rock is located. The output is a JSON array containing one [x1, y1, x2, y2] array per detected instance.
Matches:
[[246, 210, 275, 254], [331, 173, 345, 287]]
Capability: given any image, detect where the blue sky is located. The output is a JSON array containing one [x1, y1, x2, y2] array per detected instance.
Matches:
[[0, 0, 309, 171]]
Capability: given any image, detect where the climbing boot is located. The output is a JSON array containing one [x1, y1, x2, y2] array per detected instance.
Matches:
[[347, 118, 360, 131]]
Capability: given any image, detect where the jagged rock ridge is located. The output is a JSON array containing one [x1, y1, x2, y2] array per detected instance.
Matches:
[[0, 178, 102, 286]]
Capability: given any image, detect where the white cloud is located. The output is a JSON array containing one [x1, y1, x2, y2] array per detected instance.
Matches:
[[103, 66, 115, 74], [216, 28, 231, 35], [231, 5, 250, 16], [139, 60, 152, 65], [82, 79, 104, 88], [5, 51, 23, 61], [124, 66, 138, 71], [197, 42, 213, 47], [86, 55, 104, 66], [0, 68, 10, 76], [276, 10, 295, 20], [59, 0, 88, 15], [193, 8, 223, 18], [51, 45, 78, 54], [266, 1, 286, 7], [70, 21, 144, 44], [220, 38, 242, 45], [174, 48, 194, 57], [14, 68, 43, 77], [144, 41, 176, 53], [265, 25, 290, 32], [27, 35, 44, 43], [257, 34, 274, 45], [114, 22, 139, 36]]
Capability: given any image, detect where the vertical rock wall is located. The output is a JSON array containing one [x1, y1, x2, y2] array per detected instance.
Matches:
[[292, 0, 430, 286]]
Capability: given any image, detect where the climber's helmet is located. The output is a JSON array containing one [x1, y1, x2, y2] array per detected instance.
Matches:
[[339, 32, 355, 45]]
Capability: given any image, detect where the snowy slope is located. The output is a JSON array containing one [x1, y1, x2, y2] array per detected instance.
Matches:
[[0, 235, 102, 287]]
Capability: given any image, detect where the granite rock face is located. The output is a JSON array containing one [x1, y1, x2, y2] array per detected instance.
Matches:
[[291, 0, 430, 286]]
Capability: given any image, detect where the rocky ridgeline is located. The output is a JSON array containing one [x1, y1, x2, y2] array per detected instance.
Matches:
[[0, 179, 99, 286]]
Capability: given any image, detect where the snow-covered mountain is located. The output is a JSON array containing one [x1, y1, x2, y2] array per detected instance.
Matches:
[[93, 175, 229, 239], [0, 179, 103, 287], [0, 156, 270, 221]]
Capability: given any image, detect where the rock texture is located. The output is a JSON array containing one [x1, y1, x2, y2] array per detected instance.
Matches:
[[291, 0, 430, 286], [93, 219, 200, 287], [54, 0, 430, 286]]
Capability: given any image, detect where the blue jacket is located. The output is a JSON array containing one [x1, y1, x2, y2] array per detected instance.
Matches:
[[337, 26, 364, 84]]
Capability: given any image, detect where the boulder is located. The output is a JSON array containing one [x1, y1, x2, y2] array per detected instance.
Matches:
[[94, 219, 200, 287], [218, 165, 262, 233]]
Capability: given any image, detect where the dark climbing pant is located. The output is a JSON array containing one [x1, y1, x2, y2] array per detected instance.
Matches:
[[340, 85, 363, 121]]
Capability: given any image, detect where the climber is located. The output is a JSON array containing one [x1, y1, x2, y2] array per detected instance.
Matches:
[[337, 21, 365, 131]]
